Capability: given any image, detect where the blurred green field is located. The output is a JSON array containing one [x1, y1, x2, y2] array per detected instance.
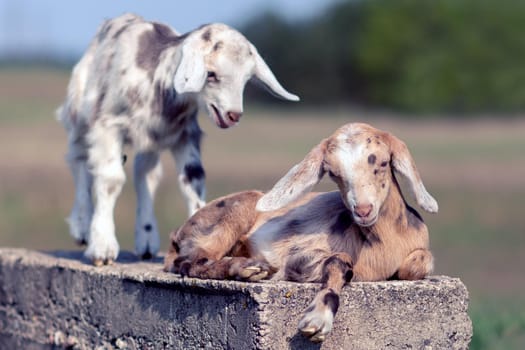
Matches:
[[1, 68, 524, 349]]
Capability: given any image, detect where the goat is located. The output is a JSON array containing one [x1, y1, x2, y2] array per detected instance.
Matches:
[[57, 13, 299, 266], [164, 122, 438, 342]]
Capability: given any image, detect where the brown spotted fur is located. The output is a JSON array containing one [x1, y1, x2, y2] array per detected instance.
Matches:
[[164, 122, 438, 342]]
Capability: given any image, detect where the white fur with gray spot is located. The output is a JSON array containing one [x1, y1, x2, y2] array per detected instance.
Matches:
[[58, 13, 299, 265]]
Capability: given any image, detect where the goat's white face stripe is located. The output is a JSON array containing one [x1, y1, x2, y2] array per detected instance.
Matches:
[[202, 54, 252, 114], [334, 141, 365, 208]]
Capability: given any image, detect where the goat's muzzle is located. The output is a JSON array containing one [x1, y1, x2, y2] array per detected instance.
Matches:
[[210, 105, 241, 129], [354, 203, 372, 218], [226, 111, 242, 123], [210, 104, 230, 129], [352, 203, 377, 227]]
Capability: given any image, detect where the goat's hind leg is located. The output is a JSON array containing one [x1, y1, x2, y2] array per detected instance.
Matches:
[[84, 124, 125, 265], [164, 229, 274, 282], [164, 191, 267, 280], [170, 117, 206, 217], [134, 151, 162, 259], [298, 253, 353, 343], [184, 256, 274, 281], [396, 248, 434, 280]]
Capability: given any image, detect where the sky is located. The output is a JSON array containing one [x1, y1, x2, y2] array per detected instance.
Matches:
[[0, 0, 339, 58]]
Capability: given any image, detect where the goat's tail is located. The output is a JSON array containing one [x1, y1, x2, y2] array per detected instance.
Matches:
[[55, 104, 64, 122]]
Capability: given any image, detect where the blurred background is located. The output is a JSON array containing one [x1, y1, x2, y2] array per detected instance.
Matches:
[[0, 0, 524, 348]]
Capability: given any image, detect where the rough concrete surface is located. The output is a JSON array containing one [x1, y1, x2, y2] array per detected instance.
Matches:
[[0, 248, 472, 349]]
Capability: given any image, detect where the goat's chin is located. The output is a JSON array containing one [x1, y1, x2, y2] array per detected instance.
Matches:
[[354, 215, 378, 227], [209, 104, 235, 129]]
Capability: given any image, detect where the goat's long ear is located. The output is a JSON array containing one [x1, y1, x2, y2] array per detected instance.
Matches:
[[250, 44, 300, 102], [174, 37, 207, 94], [386, 133, 438, 213], [256, 140, 326, 212]]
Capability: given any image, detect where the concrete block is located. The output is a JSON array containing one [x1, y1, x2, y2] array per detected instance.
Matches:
[[0, 248, 472, 349]]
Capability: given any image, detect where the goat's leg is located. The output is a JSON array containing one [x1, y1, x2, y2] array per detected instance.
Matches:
[[84, 125, 125, 266], [133, 151, 162, 259], [396, 248, 434, 280], [164, 191, 264, 278], [65, 135, 93, 245], [298, 253, 353, 343], [181, 256, 275, 282], [170, 119, 205, 217]]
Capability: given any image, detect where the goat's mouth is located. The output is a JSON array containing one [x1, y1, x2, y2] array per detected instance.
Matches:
[[353, 213, 378, 227], [210, 104, 231, 129]]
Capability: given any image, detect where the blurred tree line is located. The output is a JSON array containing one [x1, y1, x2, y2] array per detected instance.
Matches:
[[242, 0, 525, 114]]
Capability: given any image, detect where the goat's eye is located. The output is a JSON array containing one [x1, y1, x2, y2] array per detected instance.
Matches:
[[206, 71, 219, 83], [380, 161, 388, 167]]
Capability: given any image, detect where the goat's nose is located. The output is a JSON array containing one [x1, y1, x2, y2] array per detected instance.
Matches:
[[354, 203, 373, 218], [226, 111, 242, 123]]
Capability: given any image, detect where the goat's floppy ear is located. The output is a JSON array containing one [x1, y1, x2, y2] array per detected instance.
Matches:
[[174, 37, 207, 94], [250, 44, 300, 102], [256, 140, 326, 212], [386, 133, 438, 213]]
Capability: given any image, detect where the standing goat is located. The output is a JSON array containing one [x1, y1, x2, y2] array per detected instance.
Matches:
[[57, 13, 299, 266], [164, 122, 438, 342]]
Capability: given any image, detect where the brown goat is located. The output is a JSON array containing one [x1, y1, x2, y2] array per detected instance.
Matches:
[[164, 122, 438, 342]]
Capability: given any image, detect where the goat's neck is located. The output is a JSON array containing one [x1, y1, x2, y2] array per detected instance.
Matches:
[[153, 46, 198, 116]]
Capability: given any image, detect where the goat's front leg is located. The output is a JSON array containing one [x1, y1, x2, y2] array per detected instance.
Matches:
[[84, 125, 125, 266], [298, 253, 353, 343], [65, 134, 93, 245], [170, 122, 205, 216], [134, 151, 162, 259]]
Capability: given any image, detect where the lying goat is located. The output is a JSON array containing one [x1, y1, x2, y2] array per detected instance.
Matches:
[[164, 122, 438, 342], [57, 13, 299, 265]]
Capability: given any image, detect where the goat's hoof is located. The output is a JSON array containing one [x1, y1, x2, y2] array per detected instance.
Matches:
[[239, 266, 261, 278], [310, 334, 326, 343], [93, 258, 104, 267], [299, 326, 326, 343], [92, 258, 114, 267], [178, 260, 192, 277], [250, 271, 269, 281], [236, 261, 272, 281], [300, 326, 316, 335], [243, 267, 269, 282], [298, 304, 333, 343], [141, 251, 153, 260], [75, 238, 87, 246]]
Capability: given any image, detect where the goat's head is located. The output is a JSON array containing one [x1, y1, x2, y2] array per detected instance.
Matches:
[[256, 123, 438, 226], [173, 23, 299, 129]]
